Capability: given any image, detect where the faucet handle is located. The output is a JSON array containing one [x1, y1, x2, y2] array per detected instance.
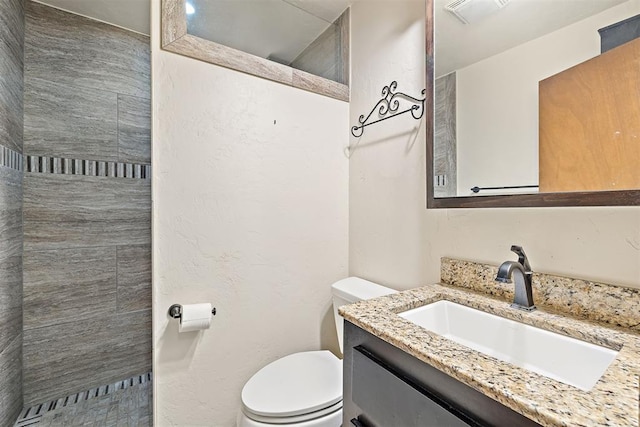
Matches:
[[510, 245, 532, 273]]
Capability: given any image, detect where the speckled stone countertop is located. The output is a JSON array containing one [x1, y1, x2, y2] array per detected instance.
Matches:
[[340, 260, 640, 427]]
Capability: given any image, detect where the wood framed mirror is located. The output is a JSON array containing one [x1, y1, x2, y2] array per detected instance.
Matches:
[[426, 0, 640, 208]]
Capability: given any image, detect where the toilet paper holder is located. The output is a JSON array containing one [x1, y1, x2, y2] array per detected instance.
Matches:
[[168, 304, 217, 319]]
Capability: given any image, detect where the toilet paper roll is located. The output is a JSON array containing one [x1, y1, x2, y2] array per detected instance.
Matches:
[[179, 303, 212, 332]]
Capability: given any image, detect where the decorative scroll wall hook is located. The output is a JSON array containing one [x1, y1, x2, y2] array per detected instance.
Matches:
[[351, 81, 426, 138]]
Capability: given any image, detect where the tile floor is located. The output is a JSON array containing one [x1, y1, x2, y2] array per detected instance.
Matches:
[[14, 373, 152, 427]]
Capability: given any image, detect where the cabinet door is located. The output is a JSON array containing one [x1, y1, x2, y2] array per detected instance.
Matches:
[[539, 37, 640, 192], [352, 346, 474, 427]]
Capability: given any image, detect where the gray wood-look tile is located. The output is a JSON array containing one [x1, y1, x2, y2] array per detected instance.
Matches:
[[0, 0, 24, 154], [117, 95, 151, 164], [0, 73, 25, 154], [116, 245, 151, 313], [23, 247, 117, 330], [23, 173, 151, 250], [0, 334, 23, 427], [0, 206, 23, 270], [0, 167, 23, 354], [36, 377, 152, 427], [0, 242, 22, 353], [0, 210, 22, 354], [290, 8, 349, 86], [166, 33, 294, 87], [25, 1, 150, 100], [434, 73, 457, 198], [24, 77, 118, 160], [0, 158, 22, 427], [0, 166, 22, 250], [18, 1, 152, 409], [290, 21, 341, 83], [23, 309, 151, 406], [162, 0, 187, 46], [339, 8, 350, 87], [0, 168, 23, 259], [292, 68, 349, 102]]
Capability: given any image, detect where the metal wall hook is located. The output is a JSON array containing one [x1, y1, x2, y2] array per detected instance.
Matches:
[[351, 81, 426, 138], [168, 304, 217, 319]]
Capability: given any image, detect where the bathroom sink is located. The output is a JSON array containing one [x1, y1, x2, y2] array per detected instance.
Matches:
[[399, 300, 618, 391]]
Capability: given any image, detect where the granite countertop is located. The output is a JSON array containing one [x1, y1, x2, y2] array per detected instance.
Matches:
[[339, 283, 640, 427]]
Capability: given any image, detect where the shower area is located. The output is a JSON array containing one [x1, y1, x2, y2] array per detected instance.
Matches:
[[0, 0, 152, 425]]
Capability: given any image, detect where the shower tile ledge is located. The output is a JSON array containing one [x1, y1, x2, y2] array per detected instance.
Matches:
[[340, 283, 640, 427]]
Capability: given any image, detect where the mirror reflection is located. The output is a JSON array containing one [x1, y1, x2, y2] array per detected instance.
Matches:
[[185, 0, 350, 84], [433, 0, 640, 198]]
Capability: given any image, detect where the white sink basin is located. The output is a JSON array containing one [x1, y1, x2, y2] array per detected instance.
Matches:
[[399, 300, 618, 391]]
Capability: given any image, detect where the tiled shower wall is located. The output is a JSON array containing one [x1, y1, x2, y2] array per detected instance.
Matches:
[[0, 0, 25, 424], [22, 1, 151, 405], [434, 73, 457, 198]]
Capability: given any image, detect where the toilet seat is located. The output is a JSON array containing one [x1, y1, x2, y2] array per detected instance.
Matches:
[[241, 351, 342, 424], [241, 401, 342, 425]]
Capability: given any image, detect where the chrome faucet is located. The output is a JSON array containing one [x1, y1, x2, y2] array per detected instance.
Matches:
[[495, 245, 536, 312]]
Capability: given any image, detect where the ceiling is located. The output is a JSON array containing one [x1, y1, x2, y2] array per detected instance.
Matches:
[[435, 0, 630, 77], [34, 0, 632, 76]]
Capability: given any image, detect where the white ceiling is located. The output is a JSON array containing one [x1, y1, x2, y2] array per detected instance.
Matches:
[[34, 0, 632, 75], [283, 0, 352, 22], [435, 0, 629, 77]]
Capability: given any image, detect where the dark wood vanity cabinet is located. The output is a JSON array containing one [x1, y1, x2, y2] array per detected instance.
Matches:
[[343, 321, 541, 427]]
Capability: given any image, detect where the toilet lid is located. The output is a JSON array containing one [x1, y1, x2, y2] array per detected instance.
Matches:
[[241, 350, 342, 418]]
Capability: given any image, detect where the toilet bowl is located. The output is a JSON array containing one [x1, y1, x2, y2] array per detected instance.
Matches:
[[237, 277, 397, 427], [237, 351, 343, 427]]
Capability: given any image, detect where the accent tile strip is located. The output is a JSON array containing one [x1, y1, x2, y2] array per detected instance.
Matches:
[[14, 372, 153, 426], [1, 144, 24, 172], [1, 147, 152, 179], [25, 155, 150, 179]]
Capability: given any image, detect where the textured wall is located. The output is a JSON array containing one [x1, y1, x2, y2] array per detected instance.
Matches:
[[349, 0, 640, 292], [151, 0, 349, 424], [22, 1, 151, 405], [0, 0, 24, 424]]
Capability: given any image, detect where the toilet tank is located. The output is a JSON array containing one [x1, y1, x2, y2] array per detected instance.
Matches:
[[331, 277, 397, 354]]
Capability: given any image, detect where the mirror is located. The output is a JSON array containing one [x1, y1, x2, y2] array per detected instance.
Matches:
[[161, 0, 350, 101], [427, 0, 640, 207]]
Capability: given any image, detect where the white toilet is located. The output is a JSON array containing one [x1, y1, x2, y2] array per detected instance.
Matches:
[[237, 277, 397, 427]]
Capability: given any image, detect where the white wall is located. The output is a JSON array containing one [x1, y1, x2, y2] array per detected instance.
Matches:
[[349, 0, 429, 287], [349, 0, 640, 291], [152, 0, 640, 423], [455, 0, 640, 196], [151, 0, 349, 424]]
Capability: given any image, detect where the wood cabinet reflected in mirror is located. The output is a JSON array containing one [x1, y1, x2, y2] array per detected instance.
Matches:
[[427, 0, 640, 208], [539, 38, 640, 193]]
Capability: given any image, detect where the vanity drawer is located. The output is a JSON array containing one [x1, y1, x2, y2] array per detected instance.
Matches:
[[352, 346, 473, 427], [343, 322, 541, 427]]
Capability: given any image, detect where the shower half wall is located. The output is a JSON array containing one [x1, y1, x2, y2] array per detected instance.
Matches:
[[21, 1, 151, 406], [0, 0, 25, 424]]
